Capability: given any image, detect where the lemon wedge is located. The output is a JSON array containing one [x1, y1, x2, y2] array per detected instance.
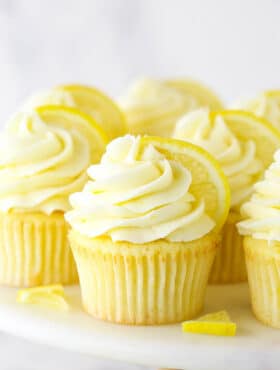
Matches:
[[17, 284, 69, 311], [182, 310, 236, 336], [140, 136, 231, 231]]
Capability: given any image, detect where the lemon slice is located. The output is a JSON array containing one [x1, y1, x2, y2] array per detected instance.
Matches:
[[165, 78, 224, 111], [140, 136, 230, 231], [232, 90, 280, 130], [35, 105, 108, 163], [17, 284, 69, 311], [24, 84, 126, 140], [211, 110, 280, 169], [182, 310, 236, 336], [54, 84, 126, 140]]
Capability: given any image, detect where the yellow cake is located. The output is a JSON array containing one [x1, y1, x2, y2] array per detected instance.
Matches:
[[238, 149, 280, 328], [118, 78, 223, 137], [0, 106, 107, 287], [66, 135, 230, 325], [173, 109, 280, 283]]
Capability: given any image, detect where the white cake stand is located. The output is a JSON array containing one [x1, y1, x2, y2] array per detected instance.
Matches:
[[0, 283, 278, 370]]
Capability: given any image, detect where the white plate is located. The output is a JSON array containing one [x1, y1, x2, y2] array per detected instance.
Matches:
[[0, 283, 278, 370]]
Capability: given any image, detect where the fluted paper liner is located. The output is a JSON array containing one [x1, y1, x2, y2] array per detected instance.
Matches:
[[210, 211, 247, 284], [70, 231, 218, 325], [245, 236, 280, 328], [0, 211, 78, 287]]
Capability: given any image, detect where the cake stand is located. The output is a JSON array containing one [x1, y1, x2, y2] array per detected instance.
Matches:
[[0, 283, 278, 370]]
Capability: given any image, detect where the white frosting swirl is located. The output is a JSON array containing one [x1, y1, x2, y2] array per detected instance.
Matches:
[[238, 149, 280, 241], [173, 109, 263, 209], [119, 79, 197, 136], [0, 111, 93, 214], [66, 135, 215, 243]]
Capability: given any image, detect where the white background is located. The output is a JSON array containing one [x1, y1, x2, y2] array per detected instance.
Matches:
[[0, 0, 279, 368]]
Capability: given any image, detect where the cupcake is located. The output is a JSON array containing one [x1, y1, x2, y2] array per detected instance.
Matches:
[[238, 149, 280, 328], [118, 78, 223, 137], [23, 84, 127, 140], [0, 106, 107, 287], [232, 90, 280, 130], [66, 135, 230, 325], [173, 109, 280, 283]]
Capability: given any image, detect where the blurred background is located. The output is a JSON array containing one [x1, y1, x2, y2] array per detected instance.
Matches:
[[1, 0, 280, 123], [0, 0, 279, 368]]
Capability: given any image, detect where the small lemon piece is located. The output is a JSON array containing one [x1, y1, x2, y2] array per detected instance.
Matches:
[[17, 284, 69, 311], [182, 310, 236, 336]]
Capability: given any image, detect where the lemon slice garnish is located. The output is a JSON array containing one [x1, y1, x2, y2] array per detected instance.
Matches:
[[211, 110, 280, 169], [17, 284, 69, 311], [140, 136, 230, 232], [56, 84, 127, 140], [182, 310, 236, 336]]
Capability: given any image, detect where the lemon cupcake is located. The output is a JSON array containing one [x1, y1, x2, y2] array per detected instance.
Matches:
[[173, 109, 280, 283], [238, 149, 280, 328], [0, 106, 107, 287], [23, 84, 127, 140], [119, 78, 223, 137], [232, 90, 280, 130], [66, 135, 230, 325]]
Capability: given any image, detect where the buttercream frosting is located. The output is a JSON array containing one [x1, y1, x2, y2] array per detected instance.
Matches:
[[118, 79, 197, 136], [66, 135, 215, 243], [238, 149, 280, 241], [173, 109, 263, 209], [0, 111, 93, 214]]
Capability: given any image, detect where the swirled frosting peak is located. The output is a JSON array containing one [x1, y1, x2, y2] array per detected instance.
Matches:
[[238, 149, 280, 241], [173, 109, 264, 209], [66, 135, 215, 243], [0, 111, 92, 214], [232, 92, 280, 129], [118, 79, 197, 136]]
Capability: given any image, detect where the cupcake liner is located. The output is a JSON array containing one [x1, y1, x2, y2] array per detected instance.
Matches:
[[0, 211, 78, 287], [69, 231, 218, 325], [209, 211, 247, 284], [244, 236, 280, 328]]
